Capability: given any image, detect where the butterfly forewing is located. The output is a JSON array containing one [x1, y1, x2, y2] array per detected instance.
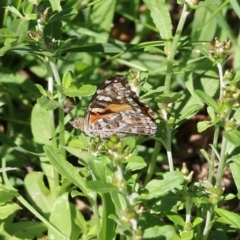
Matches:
[[71, 75, 157, 138]]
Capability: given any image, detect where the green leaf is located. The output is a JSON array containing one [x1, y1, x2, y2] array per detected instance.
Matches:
[[143, 0, 172, 51], [86, 181, 116, 193], [73, 204, 88, 235], [87, 158, 109, 181], [100, 193, 116, 240], [193, 217, 204, 227], [215, 208, 240, 228], [44, 146, 89, 195], [194, 90, 218, 110], [90, 0, 116, 39], [141, 86, 166, 98], [63, 145, 97, 164], [144, 46, 165, 54], [123, 137, 136, 151], [6, 6, 24, 18], [62, 71, 73, 89], [0, 131, 45, 156], [207, 106, 216, 121], [66, 139, 87, 151], [9, 19, 29, 35], [181, 230, 194, 240], [197, 121, 213, 133], [126, 156, 147, 171], [35, 84, 47, 95], [49, 193, 72, 238], [22, 2, 34, 15], [31, 103, 52, 145], [49, 0, 62, 11], [223, 130, 240, 145], [37, 96, 59, 110], [64, 85, 97, 97], [143, 225, 180, 239], [0, 185, 18, 204], [58, 42, 135, 55], [176, 104, 201, 124], [0, 28, 15, 37], [140, 171, 184, 199], [167, 213, 184, 226], [24, 172, 56, 215], [0, 202, 21, 220], [230, 163, 240, 196], [233, 108, 240, 124], [156, 92, 182, 103], [5, 222, 47, 239], [48, 8, 78, 23], [200, 149, 211, 163]]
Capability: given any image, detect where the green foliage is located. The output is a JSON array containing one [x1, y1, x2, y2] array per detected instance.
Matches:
[[0, 0, 240, 239]]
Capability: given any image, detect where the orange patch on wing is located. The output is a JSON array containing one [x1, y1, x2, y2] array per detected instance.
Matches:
[[105, 103, 133, 112], [89, 112, 102, 123], [89, 103, 133, 124]]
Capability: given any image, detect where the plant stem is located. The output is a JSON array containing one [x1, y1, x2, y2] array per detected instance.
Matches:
[[162, 4, 189, 172], [164, 4, 190, 93], [217, 62, 224, 99], [215, 134, 228, 188], [215, 62, 230, 188], [166, 126, 174, 171], [208, 125, 220, 183], [144, 140, 161, 185], [49, 59, 66, 158], [202, 208, 213, 239]]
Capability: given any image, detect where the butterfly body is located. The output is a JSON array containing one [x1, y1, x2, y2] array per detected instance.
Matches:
[[71, 75, 157, 138]]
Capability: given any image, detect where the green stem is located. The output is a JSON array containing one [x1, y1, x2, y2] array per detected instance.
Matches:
[[217, 63, 224, 99], [208, 125, 220, 183], [215, 134, 228, 188], [164, 4, 190, 93], [184, 195, 192, 223], [166, 126, 174, 171], [202, 208, 213, 240], [144, 140, 161, 185], [48, 60, 66, 155], [215, 62, 230, 188]]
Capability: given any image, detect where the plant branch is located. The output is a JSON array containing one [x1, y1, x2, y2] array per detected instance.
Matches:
[[164, 4, 190, 93]]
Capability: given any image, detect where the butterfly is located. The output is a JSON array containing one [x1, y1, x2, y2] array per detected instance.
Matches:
[[70, 75, 157, 138]]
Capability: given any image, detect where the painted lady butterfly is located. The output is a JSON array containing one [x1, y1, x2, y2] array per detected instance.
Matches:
[[70, 75, 157, 138]]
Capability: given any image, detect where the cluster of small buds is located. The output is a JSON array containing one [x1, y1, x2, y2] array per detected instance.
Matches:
[[178, 162, 194, 183], [185, 0, 205, 9], [216, 71, 239, 123], [209, 186, 224, 204], [128, 71, 141, 97], [106, 135, 132, 164], [28, 7, 50, 41], [88, 137, 105, 154], [112, 173, 124, 190], [223, 69, 235, 82], [183, 221, 193, 232], [118, 208, 143, 239], [185, 0, 199, 7], [157, 102, 175, 126], [120, 208, 138, 228], [200, 180, 224, 204], [28, 31, 42, 41], [210, 37, 232, 60], [224, 118, 237, 131]]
